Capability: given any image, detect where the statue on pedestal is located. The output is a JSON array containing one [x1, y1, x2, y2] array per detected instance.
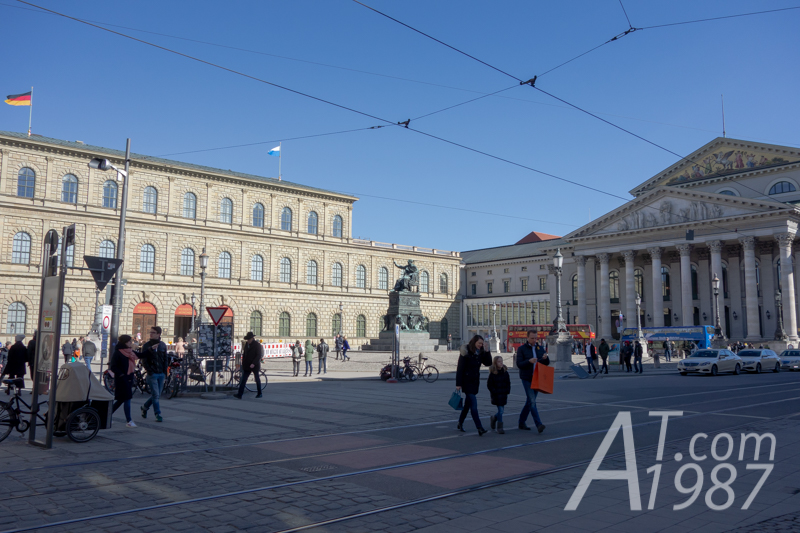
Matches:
[[393, 260, 419, 292]]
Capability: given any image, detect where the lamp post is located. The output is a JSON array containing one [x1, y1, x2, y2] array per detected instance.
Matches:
[[89, 140, 130, 350], [489, 302, 500, 352], [190, 293, 197, 335], [552, 249, 573, 371], [198, 248, 208, 325], [775, 289, 788, 341], [553, 249, 566, 333], [712, 273, 725, 341]]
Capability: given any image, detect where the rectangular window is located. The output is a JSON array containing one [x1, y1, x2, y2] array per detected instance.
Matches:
[[487, 270, 492, 275], [539, 276, 547, 291], [471, 272, 476, 277], [521, 278, 528, 292], [471, 283, 476, 295], [503, 268, 509, 273], [503, 280, 509, 293], [487, 282, 493, 294], [521, 266, 527, 271]]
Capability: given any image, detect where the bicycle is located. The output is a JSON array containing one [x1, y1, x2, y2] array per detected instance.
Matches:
[[231, 359, 268, 393], [0, 378, 48, 443], [414, 356, 439, 383], [397, 357, 418, 381]]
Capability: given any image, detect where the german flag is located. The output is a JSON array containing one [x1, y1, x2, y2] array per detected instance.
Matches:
[[5, 91, 32, 106]]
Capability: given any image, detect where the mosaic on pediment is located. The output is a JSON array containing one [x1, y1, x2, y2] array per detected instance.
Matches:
[[663, 149, 799, 186]]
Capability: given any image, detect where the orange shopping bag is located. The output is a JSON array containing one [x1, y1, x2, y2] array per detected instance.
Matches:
[[531, 362, 554, 394]]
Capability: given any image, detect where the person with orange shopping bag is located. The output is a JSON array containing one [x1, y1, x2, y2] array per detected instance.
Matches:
[[516, 330, 549, 433]]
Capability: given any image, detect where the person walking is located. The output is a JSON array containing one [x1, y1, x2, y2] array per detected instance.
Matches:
[[633, 340, 644, 374], [303, 340, 313, 376], [82, 334, 98, 374], [664, 340, 672, 362], [291, 341, 303, 377], [317, 338, 329, 375], [71, 338, 80, 362], [175, 337, 186, 359], [139, 326, 168, 422], [517, 329, 548, 433], [26, 330, 37, 381], [341, 336, 351, 361], [585, 342, 597, 374], [456, 335, 492, 435], [61, 339, 74, 365], [599, 338, 610, 374], [487, 355, 511, 434], [109, 334, 137, 427], [235, 332, 263, 399], [334, 334, 343, 360], [447, 333, 452, 351], [0, 342, 9, 376], [2, 335, 28, 393], [623, 341, 633, 372]]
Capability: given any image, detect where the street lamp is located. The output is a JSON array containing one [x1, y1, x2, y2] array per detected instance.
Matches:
[[89, 141, 131, 350], [775, 289, 788, 341], [712, 273, 725, 340], [553, 249, 566, 332], [635, 293, 643, 339], [190, 293, 197, 334], [198, 248, 208, 325], [339, 302, 344, 335]]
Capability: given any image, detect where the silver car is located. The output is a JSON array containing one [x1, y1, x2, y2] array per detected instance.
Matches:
[[678, 349, 742, 376], [738, 349, 781, 373], [779, 350, 800, 371]]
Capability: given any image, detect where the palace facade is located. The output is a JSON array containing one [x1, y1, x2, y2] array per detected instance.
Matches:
[[0, 131, 461, 345]]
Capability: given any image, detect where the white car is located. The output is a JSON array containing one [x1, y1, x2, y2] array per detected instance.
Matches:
[[737, 349, 781, 373], [779, 350, 800, 371], [678, 349, 743, 376]]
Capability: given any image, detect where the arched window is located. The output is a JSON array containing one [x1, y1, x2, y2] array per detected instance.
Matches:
[[140, 244, 155, 273], [219, 198, 233, 223], [99, 240, 116, 259], [306, 313, 317, 337], [280, 257, 291, 283], [180, 248, 195, 276], [356, 314, 366, 337], [378, 267, 388, 290], [420, 271, 429, 293], [609, 271, 620, 302], [6, 302, 26, 334], [307, 211, 318, 234], [332, 215, 343, 238], [439, 273, 448, 293], [143, 186, 158, 214], [218, 252, 231, 279], [661, 266, 671, 301], [332, 262, 342, 286], [61, 174, 78, 203], [306, 260, 318, 285], [17, 167, 35, 198], [332, 313, 342, 336], [252, 203, 264, 228], [634, 268, 644, 299], [183, 192, 197, 219], [250, 311, 262, 336], [691, 264, 699, 300], [571, 274, 578, 304], [61, 304, 71, 335], [281, 207, 292, 231], [717, 189, 737, 196], [251, 255, 263, 281], [12, 232, 31, 264], [103, 180, 118, 208], [356, 265, 366, 288], [279, 311, 291, 336], [440, 318, 448, 339], [769, 181, 796, 195]]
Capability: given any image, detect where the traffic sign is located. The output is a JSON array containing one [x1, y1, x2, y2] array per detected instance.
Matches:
[[101, 305, 113, 332], [83, 256, 123, 291], [206, 306, 227, 326]]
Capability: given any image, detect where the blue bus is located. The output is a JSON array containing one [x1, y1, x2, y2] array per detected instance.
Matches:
[[621, 326, 715, 350]]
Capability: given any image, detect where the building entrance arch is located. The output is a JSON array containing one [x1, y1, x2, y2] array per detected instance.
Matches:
[[174, 303, 195, 341], [133, 302, 157, 344]]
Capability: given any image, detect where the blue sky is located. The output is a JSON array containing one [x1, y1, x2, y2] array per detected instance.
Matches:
[[1, 1, 798, 252]]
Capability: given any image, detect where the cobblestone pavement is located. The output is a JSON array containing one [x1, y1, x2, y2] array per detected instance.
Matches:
[[1, 370, 798, 532]]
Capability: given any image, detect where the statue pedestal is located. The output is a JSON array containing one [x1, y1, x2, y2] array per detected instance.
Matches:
[[550, 332, 574, 372], [489, 337, 501, 354], [385, 291, 427, 332]]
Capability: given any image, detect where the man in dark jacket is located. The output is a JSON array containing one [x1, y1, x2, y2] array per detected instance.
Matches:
[[317, 338, 329, 375], [599, 339, 610, 374], [235, 331, 263, 399], [27, 331, 37, 381], [2, 335, 29, 392], [516, 330, 549, 433], [62, 339, 74, 365], [334, 334, 343, 360], [139, 326, 168, 421], [82, 334, 98, 373], [0, 342, 9, 374], [634, 341, 644, 374]]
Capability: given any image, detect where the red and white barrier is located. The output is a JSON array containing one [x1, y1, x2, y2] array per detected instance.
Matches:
[[231, 342, 292, 358]]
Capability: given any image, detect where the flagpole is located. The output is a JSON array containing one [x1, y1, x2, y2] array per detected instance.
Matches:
[[278, 142, 282, 181], [28, 86, 33, 137]]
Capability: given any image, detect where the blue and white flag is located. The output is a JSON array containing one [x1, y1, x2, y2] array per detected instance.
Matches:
[[267, 145, 280, 157]]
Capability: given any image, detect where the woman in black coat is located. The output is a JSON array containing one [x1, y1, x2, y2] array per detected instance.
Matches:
[[455, 335, 492, 435], [109, 334, 138, 427], [487, 356, 511, 434]]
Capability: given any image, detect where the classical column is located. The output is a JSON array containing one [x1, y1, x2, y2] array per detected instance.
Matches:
[[648, 247, 664, 327], [623, 250, 637, 332], [740, 236, 761, 340], [677, 244, 693, 326], [708, 241, 726, 334], [776, 232, 799, 341], [575, 255, 587, 325], [597, 253, 612, 339]]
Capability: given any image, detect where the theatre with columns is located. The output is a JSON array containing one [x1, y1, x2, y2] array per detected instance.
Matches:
[[460, 137, 800, 345]]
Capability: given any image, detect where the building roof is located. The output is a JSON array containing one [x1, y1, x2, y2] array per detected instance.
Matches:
[[461, 238, 566, 265], [515, 231, 561, 245], [0, 130, 357, 201]]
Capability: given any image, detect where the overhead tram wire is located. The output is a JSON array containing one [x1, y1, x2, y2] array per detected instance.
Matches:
[[641, 5, 800, 29], [617, 0, 633, 27]]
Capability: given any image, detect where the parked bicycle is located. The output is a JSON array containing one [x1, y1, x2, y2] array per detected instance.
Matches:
[[415, 356, 439, 383], [102, 362, 150, 395], [0, 378, 47, 443]]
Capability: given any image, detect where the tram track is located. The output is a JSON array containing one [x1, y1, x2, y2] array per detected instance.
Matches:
[[2, 393, 797, 533]]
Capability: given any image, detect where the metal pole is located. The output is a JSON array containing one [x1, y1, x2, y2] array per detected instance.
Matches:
[[45, 227, 70, 448], [109, 139, 131, 351], [212, 324, 218, 393], [199, 265, 206, 326], [27, 86, 33, 137], [556, 268, 566, 332]]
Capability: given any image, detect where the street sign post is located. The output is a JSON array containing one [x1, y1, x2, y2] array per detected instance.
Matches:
[[205, 307, 227, 393], [101, 305, 113, 333]]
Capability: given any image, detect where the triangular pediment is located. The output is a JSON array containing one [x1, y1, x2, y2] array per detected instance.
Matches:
[[567, 188, 796, 239], [630, 138, 800, 196]]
